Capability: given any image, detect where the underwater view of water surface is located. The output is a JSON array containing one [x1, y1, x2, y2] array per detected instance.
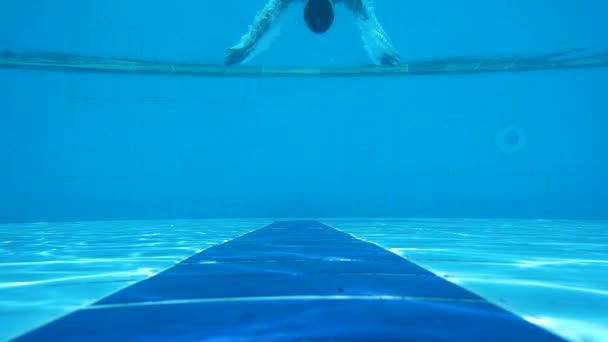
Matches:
[[1, 0, 607, 341]]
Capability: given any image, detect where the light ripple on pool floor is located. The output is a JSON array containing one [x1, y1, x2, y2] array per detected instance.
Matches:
[[327, 218, 608, 342], [1, 218, 607, 342], [0, 219, 270, 341]]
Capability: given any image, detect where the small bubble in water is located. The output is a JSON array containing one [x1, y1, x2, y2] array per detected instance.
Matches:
[[496, 125, 526, 153]]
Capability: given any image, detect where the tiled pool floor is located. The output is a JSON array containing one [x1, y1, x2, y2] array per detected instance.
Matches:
[[0, 219, 270, 341], [328, 219, 608, 342], [1, 219, 606, 341]]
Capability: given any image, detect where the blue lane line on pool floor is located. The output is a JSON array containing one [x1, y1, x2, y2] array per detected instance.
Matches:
[[13, 220, 565, 341]]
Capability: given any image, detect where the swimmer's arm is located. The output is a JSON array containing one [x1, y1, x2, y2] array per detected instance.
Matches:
[[344, 0, 401, 66], [225, 0, 295, 65]]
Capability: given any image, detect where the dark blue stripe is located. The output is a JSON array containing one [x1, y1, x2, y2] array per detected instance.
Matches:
[[13, 220, 565, 341]]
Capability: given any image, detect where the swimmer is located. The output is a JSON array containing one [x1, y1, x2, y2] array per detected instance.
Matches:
[[225, 0, 401, 66]]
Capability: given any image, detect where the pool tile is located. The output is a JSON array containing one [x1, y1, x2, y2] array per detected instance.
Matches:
[[14, 299, 564, 342], [11, 220, 566, 341], [158, 259, 433, 277], [95, 273, 477, 305]]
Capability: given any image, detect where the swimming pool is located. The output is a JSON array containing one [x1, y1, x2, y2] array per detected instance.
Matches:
[[1, 0, 607, 341]]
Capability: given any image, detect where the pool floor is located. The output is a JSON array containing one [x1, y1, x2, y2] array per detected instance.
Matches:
[[1, 219, 606, 341]]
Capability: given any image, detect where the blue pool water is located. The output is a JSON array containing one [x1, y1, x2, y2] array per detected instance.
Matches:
[[1, 0, 607, 341]]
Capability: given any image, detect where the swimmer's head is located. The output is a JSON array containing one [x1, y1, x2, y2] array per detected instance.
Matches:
[[304, 0, 335, 34]]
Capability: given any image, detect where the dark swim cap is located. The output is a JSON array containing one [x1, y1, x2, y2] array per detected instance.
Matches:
[[304, 0, 335, 34]]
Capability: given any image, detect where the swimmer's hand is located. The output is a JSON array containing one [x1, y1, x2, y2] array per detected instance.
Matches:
[[225, 46, 250, 66], [381, 52, 401, 67]]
